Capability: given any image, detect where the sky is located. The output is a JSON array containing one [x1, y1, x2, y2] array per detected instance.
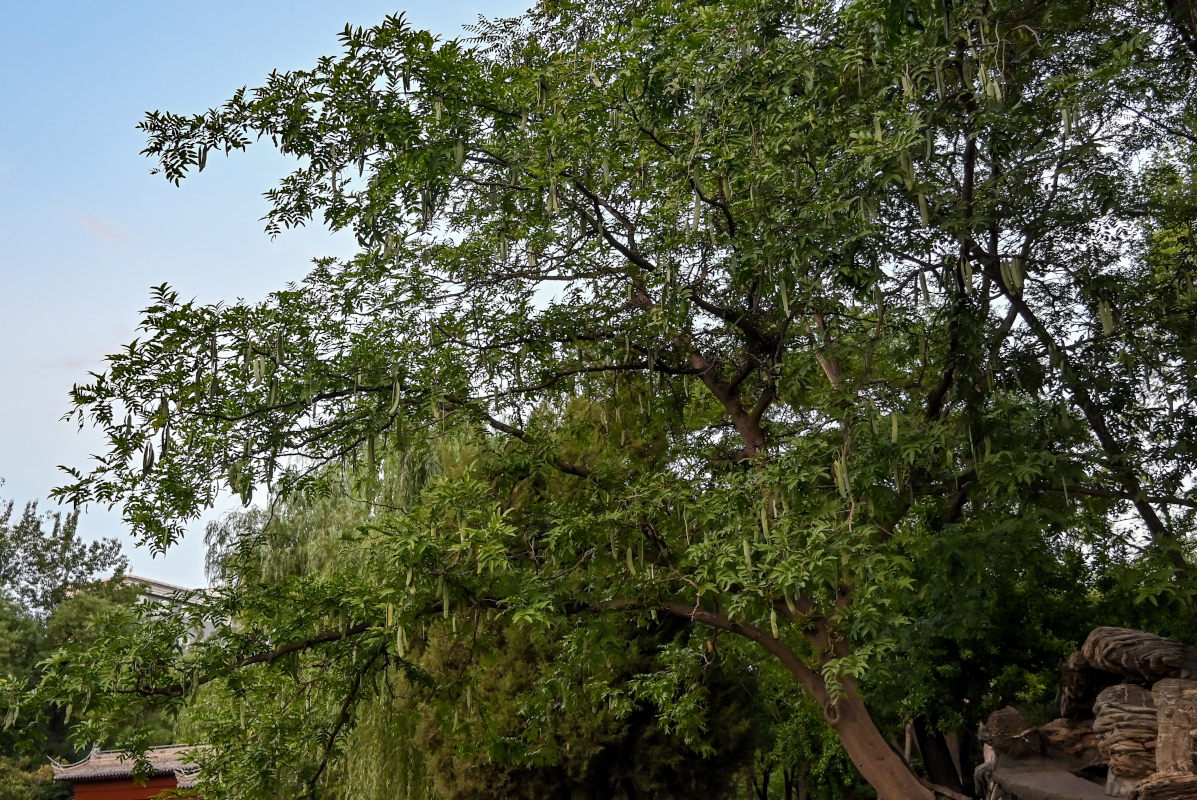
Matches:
[[0, 0, 525, 589]]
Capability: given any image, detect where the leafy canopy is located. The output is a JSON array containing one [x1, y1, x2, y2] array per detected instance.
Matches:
[[37, 0, 1197, 796], [0, 484, 126, 618]]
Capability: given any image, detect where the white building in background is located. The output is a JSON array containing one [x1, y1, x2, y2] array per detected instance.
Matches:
[[109, 574, 216, 644]]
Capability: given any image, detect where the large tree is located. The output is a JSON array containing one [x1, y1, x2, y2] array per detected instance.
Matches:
[[0, 486, 126, 618], [43, 0, 1197, 796]]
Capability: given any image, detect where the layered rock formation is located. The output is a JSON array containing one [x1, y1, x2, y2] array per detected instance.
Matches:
[[976, 627, 1197, 799]]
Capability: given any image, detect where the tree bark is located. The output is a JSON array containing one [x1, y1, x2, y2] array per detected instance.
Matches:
[[913, 718, 965, 795], [1164, 0, 1197, 57], [663, 601, 946, 800]]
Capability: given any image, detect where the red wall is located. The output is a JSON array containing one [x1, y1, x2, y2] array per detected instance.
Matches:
[[69, 775, 185, 800]]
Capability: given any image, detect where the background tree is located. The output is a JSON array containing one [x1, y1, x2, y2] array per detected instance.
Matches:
[[36, 0, 1197, 796], [0, 484, 137, 800], [184, 449, 766, 799], [1, 482, 126, 617]]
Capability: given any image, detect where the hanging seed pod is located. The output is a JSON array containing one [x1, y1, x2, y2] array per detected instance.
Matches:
[[770, 609, 779, 638], [386, 603, 394, 628], [760, 507, 771, 539], [833, 458, 850, 498], [891, 412, 899, 444], [1099, 300, 1115, 335], [692, 193, 701, 230], [918, 193, 930, 226], [142, 441, 155, 474], [874, 115, 884, 141], [742, 538, 753, 568], [454, 140, 464, 170], [1009, 258, 1024, 291], [434, 100, 443, 123], [626, 545, 636, 574], [389, 380, 402, 415]]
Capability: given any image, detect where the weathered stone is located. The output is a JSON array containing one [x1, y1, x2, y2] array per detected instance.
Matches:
[[1038, 718, 1102, 769], [1083, 628, 1197, 682], [1134, 773, 1197, 799], [1093, 683, 1158, 790], [981, 707, 1043, 759], [1059, 650, 1121, 720], [984, 756, 1107, 800], [1152, 679, 1197, 777]]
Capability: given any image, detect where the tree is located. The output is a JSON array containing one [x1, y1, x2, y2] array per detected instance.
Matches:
[[46, 0, 1197, 796], [0, 493, 136, 800], [0, 484, 126, 617], [182, 450, 764, 799]]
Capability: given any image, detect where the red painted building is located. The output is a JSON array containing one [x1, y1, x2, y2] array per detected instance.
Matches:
[[51, 745, 200, 799]]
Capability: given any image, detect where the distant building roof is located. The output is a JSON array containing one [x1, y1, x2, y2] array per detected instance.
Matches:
[[109, 574, 207, 603], [51, 744, 200, 784]]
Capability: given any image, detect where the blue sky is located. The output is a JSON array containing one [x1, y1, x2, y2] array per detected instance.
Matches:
[[0, 1, 525, 588]]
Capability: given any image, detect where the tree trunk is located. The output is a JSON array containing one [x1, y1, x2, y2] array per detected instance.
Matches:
[[664, 601, 944, 800], [824, 677, 938, 800], [913, 718, 965, 795], [1164, 0, 1197, 57]]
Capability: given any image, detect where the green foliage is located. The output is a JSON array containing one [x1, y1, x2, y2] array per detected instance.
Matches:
[[0, 483, 126, 617], [26, 0, 1197, 796], [0, 756, 70, 800], [176, 450, 762, 799]]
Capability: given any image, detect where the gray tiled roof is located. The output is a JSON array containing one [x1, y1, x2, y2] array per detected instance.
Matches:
[[51, 744, 199, 783]]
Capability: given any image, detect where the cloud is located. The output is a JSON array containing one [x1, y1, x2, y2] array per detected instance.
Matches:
[[72, 212, 126, 244], [45, 355, 94, 371]]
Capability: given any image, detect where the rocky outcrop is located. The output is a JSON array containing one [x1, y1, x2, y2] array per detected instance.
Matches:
[[975, 628, 1197, 800]]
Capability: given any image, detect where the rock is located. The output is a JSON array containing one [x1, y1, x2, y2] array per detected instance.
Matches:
[[1093, 684, 1158, 788], [981, 707, 1043, 759], [1038, 718, 1102, 769], [1152, 679, 1197, 776], [1133, 773, 1197, 799], [1059, 650, 1121, 719], [1082, 628, 1197, 682]]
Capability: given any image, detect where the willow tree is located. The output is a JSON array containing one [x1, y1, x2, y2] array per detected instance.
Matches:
[[47, 0, 1197, 796]]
